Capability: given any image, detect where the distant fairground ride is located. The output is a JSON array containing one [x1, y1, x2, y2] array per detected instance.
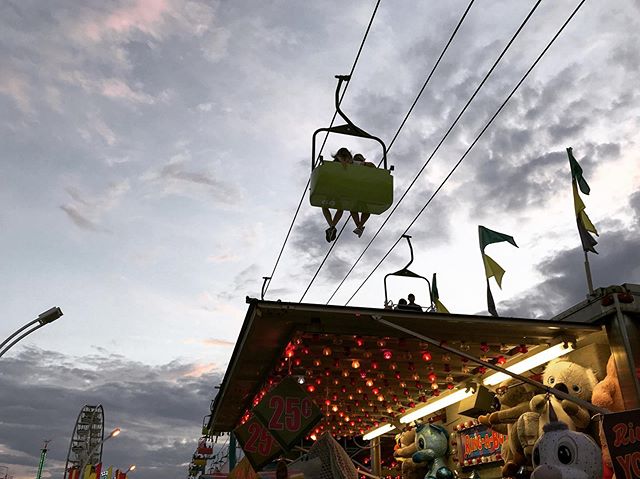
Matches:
[[64, 405, 105, 479]]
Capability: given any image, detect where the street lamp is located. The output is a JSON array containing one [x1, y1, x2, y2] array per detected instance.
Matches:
[[0, 307, 63, 358], [124, 465, 136, 474], [78, 428, 121, 479]]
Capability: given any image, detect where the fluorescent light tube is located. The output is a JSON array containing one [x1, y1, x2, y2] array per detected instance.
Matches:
[[400, 388, 474, 424], [362, 423, 396, 441], [483, 342, 574, 386]]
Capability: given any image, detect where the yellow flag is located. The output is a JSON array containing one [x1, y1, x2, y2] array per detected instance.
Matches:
[[573, 181, 598, 235], [483, 253, 506, 288], [435, 299, 450, 314], [83, 465, 92, 479], [107, 467, 113, 479]]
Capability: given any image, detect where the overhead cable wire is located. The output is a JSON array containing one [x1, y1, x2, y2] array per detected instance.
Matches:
[[326, 0, 543, 304], [322, 0, 477, 304], [301, 0, 476, 303], [344, 0, 590, 306], [263, 0, 382, 298]]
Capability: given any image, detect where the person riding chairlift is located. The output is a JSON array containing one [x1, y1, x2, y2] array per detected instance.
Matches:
[[322, 148, 373, 241]]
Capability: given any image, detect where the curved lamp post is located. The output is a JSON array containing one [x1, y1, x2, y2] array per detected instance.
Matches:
[[0, 307, 63, 358], [79, 428, 121, 478], [124, 465, 136, 474]]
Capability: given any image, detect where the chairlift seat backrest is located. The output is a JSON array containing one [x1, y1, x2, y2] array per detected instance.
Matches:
[[310, 161, 393, 214]]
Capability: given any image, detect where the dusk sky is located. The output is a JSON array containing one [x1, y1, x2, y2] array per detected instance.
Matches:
[[1, 1, 639, 478]]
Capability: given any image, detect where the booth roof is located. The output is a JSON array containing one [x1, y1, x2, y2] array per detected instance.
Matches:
[[207, 299, 601, 435]]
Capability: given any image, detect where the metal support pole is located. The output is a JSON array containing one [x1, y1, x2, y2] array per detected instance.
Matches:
[[228, 433, 236, 471], [371, 315, 609, 415], [584, 251, 594, 295], [370, 436, 381, 477]]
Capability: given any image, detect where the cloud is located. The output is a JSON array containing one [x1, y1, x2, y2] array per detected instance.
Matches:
[[0, 347, 222, 479], [499, 193, 640, 318], [60, 180, 130, 232], [199, 338, 234, 347], [143, 155, 242, 205]]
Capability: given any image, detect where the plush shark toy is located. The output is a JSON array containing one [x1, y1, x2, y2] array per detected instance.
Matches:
[[530, 419, 602, 479]]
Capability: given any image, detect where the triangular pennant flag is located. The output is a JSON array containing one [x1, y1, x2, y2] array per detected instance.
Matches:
[[572, 182, 598, 235], [482, 253, 506, 288], [479, 225, 518, 252], [577, 217, 598, 254], [567, 147, 590, 195], [431, 273, 450, 313], [486, 279, 498, 317]]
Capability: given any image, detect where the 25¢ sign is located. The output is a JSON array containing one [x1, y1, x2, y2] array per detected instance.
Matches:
[[233, 415, 281, 470], [253, 376, 323, 450]]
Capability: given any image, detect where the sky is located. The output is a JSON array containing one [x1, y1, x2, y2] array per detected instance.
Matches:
[[1, 0, 639, 478]]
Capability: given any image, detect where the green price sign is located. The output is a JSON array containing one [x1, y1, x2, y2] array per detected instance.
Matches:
[[252, 376, 323, 450], [233, 415, 281, 471]]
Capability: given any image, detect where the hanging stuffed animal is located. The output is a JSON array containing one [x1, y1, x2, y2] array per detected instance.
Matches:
[[412, 423, 454, 479], [592, 355, 624, 479], [478, 378, 536, 476], [531, 420, 602, 478], [529, 358, 598, 434], [394, 428, 428, 479]]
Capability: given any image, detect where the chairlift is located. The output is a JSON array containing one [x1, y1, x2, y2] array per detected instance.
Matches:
[[197, 437, 213, 456], [202, 414, 211, 436], [310, 75, 393, 214], [383, 235, 433, 311]]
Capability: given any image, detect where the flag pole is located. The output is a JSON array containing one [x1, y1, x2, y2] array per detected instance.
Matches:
[[584, 251, 594, 295]]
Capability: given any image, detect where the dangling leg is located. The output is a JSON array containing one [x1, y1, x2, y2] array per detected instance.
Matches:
[[351, 212, 365, 238], [323, 208, 342, 242]]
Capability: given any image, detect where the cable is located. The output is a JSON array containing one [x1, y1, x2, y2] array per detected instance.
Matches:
[[321, 0, 477, 304], [326, 0, 543, 304], [344, 0, 590, 306], [262, 0, 382, 298]]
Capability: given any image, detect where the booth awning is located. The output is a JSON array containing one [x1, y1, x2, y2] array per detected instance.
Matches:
[[208, 299, 602, 435]]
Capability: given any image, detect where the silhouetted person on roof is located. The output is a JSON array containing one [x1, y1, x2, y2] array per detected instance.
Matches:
[[405, 293, 422, 311]]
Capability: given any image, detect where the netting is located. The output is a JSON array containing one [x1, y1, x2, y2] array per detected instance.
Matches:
[[290, 432, 358, 479]]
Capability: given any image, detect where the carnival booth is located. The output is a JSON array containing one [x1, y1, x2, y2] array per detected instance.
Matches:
[[202, 284, 640, 479]]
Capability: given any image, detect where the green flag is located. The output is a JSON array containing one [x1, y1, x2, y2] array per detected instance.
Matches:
[[567, 147, 590, 195], [431, 273, 449, 313], [478, 226, 518, 317], [479, 225, 518, 252]]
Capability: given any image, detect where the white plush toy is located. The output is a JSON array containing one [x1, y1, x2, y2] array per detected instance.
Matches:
[[531, 420, 602, 479]]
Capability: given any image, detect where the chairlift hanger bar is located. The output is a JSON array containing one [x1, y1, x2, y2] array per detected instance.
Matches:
[[312, 75, 388, 170]]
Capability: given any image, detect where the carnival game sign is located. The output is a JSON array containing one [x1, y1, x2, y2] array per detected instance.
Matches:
[[603, 408, 640, 479], [234, 415, 281, 470], [253, 376, 324, 450], [457, 424, 506, 467]]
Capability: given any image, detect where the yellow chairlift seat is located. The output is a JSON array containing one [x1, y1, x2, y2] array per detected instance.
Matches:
[[310, 161, 392, 214]]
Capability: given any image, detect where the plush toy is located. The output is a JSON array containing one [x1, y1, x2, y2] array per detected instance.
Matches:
[[394, 428, 428, 479], [529, 358, 598, 434], [592, 355, 623, 479], [531, 420, 602, 479], [412, 424, 454, 479], [592, 355, 624, 412], [478, 379, 536, 477]]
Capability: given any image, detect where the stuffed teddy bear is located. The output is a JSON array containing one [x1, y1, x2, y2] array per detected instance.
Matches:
[[478, 378, 536, 477], [394, 428, 428, 479], [530, 358, 598, 433], [531, 420, 601, 479], [592, 355, 624, 479], [412, 424, 454, 479], [504, 358, 597, 476]]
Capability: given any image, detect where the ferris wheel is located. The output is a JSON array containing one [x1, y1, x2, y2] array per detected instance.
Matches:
[[63, 405, 105, 479]]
